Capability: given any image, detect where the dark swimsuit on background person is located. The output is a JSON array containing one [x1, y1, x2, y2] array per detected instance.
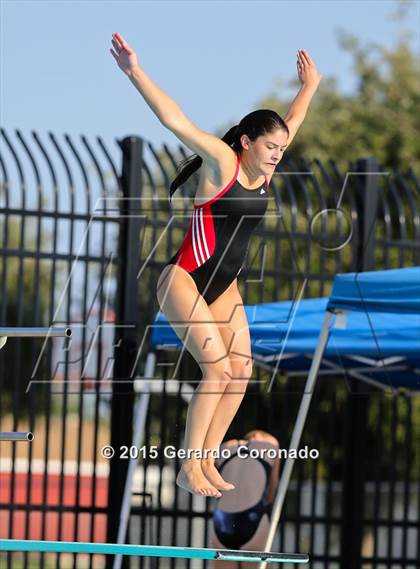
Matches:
[[164, 156, 269, 305], [213, 441, 277, 550]]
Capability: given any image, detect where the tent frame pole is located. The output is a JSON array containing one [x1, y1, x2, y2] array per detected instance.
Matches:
[[260, 311, 334, 569]]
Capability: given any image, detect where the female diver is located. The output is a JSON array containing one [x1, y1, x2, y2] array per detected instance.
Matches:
[[110, 32, 321, 498]]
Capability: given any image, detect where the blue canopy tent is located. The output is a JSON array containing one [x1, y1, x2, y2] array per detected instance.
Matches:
[[259, 266, 420, 562], [116, 267, 420, 564], [151, 292, 420, 393]]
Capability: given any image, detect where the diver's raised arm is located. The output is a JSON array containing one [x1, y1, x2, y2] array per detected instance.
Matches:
[[110, 32, 233, 166], [283, 48, 322, 146]]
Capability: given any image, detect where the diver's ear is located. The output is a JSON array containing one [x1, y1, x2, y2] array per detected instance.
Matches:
[[240, 134, 250, 150]]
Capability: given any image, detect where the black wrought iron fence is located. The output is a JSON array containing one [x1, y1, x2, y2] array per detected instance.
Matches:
[[0, 128, 419, 569]]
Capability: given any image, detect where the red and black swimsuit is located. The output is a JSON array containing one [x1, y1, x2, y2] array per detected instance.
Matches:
[[165, 155, 268, 305]]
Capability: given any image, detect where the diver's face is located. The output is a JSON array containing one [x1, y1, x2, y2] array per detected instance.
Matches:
[[244, 129, 288, 175]]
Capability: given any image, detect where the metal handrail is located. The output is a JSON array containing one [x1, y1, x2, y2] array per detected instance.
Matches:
[[0, 327, 71, 338], [0, 432, 34, 442]]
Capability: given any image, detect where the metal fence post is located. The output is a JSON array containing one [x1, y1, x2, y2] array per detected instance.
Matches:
[[341, 157, 380, 568], [354, 157, 381, 272], [106, 136, 143, 568]]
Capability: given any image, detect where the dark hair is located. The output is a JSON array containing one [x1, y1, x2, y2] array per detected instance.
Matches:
[[169, 109, 289, 202]]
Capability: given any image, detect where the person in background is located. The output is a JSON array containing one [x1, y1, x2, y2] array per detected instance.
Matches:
[[211, 430, 281, 568]]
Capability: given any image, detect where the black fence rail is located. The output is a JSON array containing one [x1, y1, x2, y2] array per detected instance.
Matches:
[[0, 128, 419, 569], [0, 127, 124, 569]]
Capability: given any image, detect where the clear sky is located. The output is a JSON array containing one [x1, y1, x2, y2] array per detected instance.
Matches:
[[1, 0, 419, 147]]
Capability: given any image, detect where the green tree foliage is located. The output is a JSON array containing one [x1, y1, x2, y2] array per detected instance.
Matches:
[[259, 28, 419, 174]]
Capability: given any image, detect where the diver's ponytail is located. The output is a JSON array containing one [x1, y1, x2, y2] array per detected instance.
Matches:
[[169, 124, 241, 202], [222, 124, 241, 148]]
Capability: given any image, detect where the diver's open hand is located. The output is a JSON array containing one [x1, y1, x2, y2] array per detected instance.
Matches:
[[110, 32, 139, 77], [296, 49, 322, 89]]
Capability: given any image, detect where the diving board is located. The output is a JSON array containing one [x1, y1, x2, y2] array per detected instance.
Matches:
[[0, 539, 309, 563]]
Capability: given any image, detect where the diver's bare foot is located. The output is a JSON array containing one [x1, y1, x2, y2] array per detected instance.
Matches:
[[176, 459, 222, 498], [202, 459, 235, 491]]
